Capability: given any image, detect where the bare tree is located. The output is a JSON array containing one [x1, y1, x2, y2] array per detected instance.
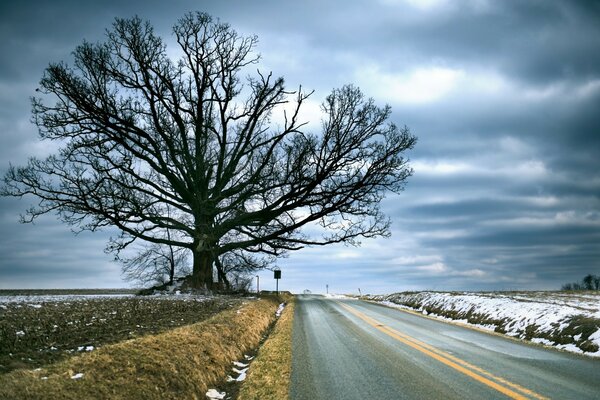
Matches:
[[582, 274, 595, 290], [119, 241, 190, 287], [1, 12, 416, 288], [215, 250, 274, 290], [561, 283, 573, 291]]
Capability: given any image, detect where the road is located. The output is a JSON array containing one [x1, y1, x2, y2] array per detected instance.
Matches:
[[290, 295, 600, 400]]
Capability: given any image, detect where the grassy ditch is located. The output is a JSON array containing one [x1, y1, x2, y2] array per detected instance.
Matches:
[[0, 296, 281, 400], [238, 296, 295, 400]]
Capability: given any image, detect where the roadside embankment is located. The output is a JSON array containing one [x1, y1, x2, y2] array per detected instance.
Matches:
[[366, 291, 600, 357], [0, 296, 281, 400], [238, 296, 295, 400]]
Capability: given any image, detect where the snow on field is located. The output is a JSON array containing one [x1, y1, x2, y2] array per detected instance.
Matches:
[[0, 294, 135, 305], [324, 293, 350, 299], [0, 292, 220, 306], [366, 291, 600, 357]]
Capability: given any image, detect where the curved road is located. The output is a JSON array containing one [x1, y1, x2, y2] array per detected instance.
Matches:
[[290, 295, 600, 400]]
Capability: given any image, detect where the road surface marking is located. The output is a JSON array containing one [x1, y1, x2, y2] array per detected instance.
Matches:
[[339, 302, 549, 400]]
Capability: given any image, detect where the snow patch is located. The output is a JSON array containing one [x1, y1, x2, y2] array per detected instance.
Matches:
[[0, 294, 134, 304], [206, 389, 226, 399], [276, 303, 285, 317], [368, 291, 600, 357], [233, 361, 248, 368], [231, 367, 248, 382]]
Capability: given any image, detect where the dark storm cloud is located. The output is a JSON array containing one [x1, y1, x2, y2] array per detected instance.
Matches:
[[0, 197, 120, 288], [0, 0, 598, 291]]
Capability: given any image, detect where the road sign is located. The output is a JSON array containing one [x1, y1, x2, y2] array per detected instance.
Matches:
[[274, 267, 281, 294]]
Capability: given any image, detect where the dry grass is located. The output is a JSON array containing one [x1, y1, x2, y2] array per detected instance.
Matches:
[[0, 296, 241, 373], [238, 296, 295, 400], [0, 297, 280, 400]]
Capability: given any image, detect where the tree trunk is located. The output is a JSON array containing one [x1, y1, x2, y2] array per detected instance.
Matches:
[[191, 249, 214, 289], [168, 257, 175, 285], [215, 257, 231, 290]]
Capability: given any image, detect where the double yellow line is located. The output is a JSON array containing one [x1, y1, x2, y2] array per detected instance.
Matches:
[[339, 302, 548, 400]]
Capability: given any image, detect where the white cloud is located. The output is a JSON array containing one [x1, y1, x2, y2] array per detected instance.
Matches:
[[482, 210, 600, 228], [412, 159, 475, 175], [576, 79, 600, 99], [497, 136, 532, 156], [452, 268, 487, 277], [415, 262, 448, 273], [412, 157, 548, 181], [333, 251, 362, 259], [390, 0, 448, 10], [356, 65, 464, 104], [276, 97, 322, 129], [415, 229, 469, 240], [389, 254, 443, 265]]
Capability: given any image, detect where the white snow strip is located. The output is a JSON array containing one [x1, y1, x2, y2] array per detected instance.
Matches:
[[0, 294, 134, 304], [235, 369, 247, 382], [233, 361, 248, 368], [324, 293, 350, 299], [206, 389, 226, 399], [231, 367, 248, 382], [368, 291, 600, 357], [276, 303, 285, 317], [0, 292, 216, 305]]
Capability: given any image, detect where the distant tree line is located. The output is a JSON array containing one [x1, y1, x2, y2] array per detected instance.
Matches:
[[561, 274, 600, 291]]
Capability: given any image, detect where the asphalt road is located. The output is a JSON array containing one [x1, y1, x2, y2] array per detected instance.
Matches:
[[290, 295, 600, 400]]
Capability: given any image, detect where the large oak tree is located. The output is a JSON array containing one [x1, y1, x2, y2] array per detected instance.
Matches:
[[2, 12, 416, 288]]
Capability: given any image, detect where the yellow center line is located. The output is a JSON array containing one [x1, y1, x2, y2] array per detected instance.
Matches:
[[338, 302, 549, 400], [347, 307, 547, 400]]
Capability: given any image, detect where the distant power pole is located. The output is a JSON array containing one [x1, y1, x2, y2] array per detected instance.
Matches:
[[256, 275, 260, 294], [326, 284, 329, 294]]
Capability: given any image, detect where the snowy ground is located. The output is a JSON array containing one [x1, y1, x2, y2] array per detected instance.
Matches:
[[0, 294, 134, 305], [0, 291, 217, 306], [365, 291, 600, 357]]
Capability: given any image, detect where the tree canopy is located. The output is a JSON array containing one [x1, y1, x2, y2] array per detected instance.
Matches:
[[2, 12, 416, 288]]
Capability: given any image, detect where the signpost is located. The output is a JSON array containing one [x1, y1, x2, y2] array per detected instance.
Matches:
[[273, 267, 281, 294]]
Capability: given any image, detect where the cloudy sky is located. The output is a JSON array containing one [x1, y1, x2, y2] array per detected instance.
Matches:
[[1, 0, 599, 293]]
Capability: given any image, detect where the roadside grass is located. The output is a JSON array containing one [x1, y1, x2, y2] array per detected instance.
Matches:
[[0, 296, 242, 373], [238, 296, 295, 400], [0, 296, 280, 400]]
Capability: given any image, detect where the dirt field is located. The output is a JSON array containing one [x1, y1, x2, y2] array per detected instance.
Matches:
[[0, 292, 245, 373]]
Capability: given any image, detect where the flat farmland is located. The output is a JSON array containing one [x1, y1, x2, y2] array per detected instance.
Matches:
[[0, 290, 244, 373]]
